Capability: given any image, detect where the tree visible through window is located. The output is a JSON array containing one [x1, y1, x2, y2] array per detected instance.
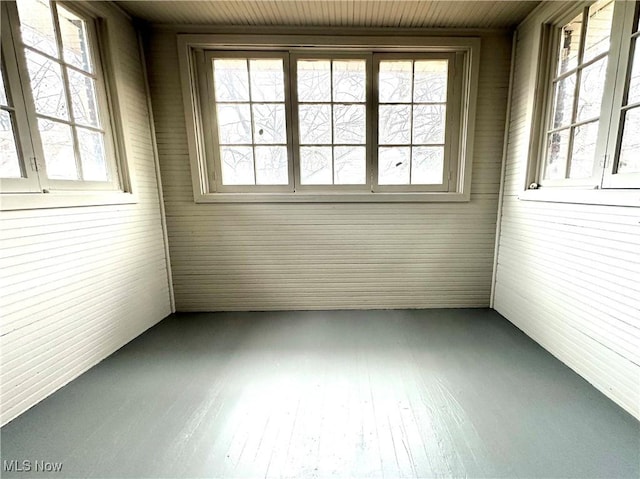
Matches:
[[296, 58, 367, 186], [544, 0, 614, 181], [377, 59, 448, 186], [531, 0, 640, 194], [211, 57, 289, 186], [615, 7, 640, 174], [17, 0, 109, 182], [180, 34, 479, 200], [0, 61, 22, 179]]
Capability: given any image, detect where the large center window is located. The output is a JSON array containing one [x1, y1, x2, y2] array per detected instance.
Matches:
[[179, 35, 479, 202]]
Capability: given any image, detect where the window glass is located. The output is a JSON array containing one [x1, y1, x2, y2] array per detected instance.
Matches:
[[378, 59, 447, 186], [558, 13, 583, 75], [616, 9, 640, 175], [0, 63, 23, 179], [583, 0, 615, 63], [212, 57, 289, 186], [16, 0, 59, 58], [58, 4, 93, 73], [617, 108, 640, 173], [180, 37, 479, 199], [15, 0, 111, 184], [297, 59, 367, 185], [543, 0, 614, 182]]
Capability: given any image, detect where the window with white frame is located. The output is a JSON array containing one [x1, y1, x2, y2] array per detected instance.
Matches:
[[375, 54, 458, 192], [531, 0, 640, 194], [604, 0, 640, 187], [0, 0, 125, 199], [208, 53, 291, 190], [293, 56, 368, 188], [180, 36, 479, 202]]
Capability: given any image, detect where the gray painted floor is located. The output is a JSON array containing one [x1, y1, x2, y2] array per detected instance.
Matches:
[[1, 309, 638, 478]]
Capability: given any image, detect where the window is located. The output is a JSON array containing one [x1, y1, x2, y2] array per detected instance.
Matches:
[[528, 0, 640, 200], [375, 54, 458, 192], [0, 0, 129, 206], [179, 35, 479, 202], [603, 0, 640, 188], [293, 55, 368, 189], [207, 53, 292, 191]]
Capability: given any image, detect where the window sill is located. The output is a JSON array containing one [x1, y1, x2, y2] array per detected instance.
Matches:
[[195, 191, 471, 203], [0, 191, 138, 211], [518, 188, 640, 208]]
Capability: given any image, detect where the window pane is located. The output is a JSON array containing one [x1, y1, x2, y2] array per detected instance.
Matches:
[[544, 128, 570, 180], [583, 0, 614, 63], [216, 104, 251, 144], [569, 120, 598, 179], [252, 104, 286, 144], [58, 5, 93, 73], [213, 59, 249, 102], [77, 127, 107, 181], [551, 73, 576, 129], [297, 61, 331, 102], [220, 146, 254, 185], [378, 146, 410, 185], [0, 68, 8, 106], [412, 146, 444, 184], [16, 0, 59, 58], [618, 107, 640, 173], [300, 146, 332, 184], [334, 146, 365, 184], [576, 57, 607, 122], [25, 50, 68, 120], [414, 60, 448, 103], [379, 105, 411, 145], [68, 69, 100, 127], [249, 59, 284, 102], [255, 146, 288, 185], [298, 104, 331, 144], [627, 38, 640, 106], [0, 111, 22, 178], [558, 13, 583, 75], [333, 60, 366, 102], [413, 104, 446, 144], [333, 104, 365, 144], [379, 61, 412, 103], [38, 118, 77, 179]]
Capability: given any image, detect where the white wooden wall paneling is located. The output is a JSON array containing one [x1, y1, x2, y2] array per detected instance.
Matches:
[[0, 4, 172, 426], [493, 1, 640, 419], [148, 30, 510, 312]]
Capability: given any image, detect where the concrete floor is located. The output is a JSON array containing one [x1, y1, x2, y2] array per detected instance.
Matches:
[[1, 309, 638, 478]]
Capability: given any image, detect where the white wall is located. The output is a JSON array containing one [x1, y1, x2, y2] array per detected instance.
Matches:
[[148, 29, 511, 312], [0, 4, 172, 426], [493, 4, 640, 420]]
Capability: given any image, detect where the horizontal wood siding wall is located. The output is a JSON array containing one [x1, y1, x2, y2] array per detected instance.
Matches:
[[0, 6, 172, 426], [494, 6, 640, 419], [148, 30, 511, 311]]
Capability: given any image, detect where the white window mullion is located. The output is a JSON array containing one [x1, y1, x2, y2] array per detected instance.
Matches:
[[284, 53, 298, 193]]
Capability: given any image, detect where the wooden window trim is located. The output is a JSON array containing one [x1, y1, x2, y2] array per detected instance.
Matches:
[[0, 1, 134, 211], [177, 33, 480, 203]]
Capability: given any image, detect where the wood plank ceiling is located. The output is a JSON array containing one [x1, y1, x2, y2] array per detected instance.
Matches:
[[115, 1, 540, 28]]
